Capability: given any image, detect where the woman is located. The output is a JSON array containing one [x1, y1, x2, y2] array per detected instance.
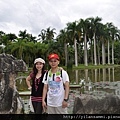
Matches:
[[26, 58, 46, 114]]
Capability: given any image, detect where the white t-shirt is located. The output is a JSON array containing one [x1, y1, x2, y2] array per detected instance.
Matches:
[[42, 69, 69, 107]]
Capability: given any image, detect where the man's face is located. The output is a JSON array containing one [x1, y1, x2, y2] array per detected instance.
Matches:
[[49, 58, 60, 68]]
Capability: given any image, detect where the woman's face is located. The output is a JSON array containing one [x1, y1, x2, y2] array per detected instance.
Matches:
[[35, 62, 44, 70], [49, 58, 59, 68]]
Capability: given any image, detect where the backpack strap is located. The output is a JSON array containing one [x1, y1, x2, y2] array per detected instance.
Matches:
[[61, 70, 69, 99], [60, 69, 62, 78], [60, 70, 65, 90], [45, 71, 48, 81]]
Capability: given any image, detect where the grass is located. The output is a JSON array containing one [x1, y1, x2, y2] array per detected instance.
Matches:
[[62, 64, 120, 70]]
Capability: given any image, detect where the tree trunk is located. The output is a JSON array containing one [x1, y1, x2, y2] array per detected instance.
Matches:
[[64, 43, 68, 66], [90, 40, 93, 65], [112, 40, 114, 64], [102, 40, 105, 65], [84, 34, 88, 66], [93, 33, 97, 65], [97, 40, 100, 65], [74, 38, 78, 66], [108, 39, 110, 64]]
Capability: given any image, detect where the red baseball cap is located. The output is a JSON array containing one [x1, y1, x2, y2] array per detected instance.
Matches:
[[48, 53, 59, 60]]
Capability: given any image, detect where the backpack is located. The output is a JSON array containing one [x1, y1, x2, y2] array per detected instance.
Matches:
[[44, 70, 64, 88]]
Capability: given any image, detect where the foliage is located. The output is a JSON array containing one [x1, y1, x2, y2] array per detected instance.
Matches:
[[0, 16, 120, 67]]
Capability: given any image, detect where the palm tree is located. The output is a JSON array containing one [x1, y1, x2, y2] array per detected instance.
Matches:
[[18, 29, 29, 39], [105, 22, 113, 64], [46, 27, 56, 42], [66, 21, 78, 67], [23, 41, 35, 67], [78, 18, 91, 66], [96, 23, 107, 65], [38, 29, 46, 42], [89, 16, 102, 65], [57, 28, 69, 66], [8, 38, 27, 59], [6, 33, 17, 41], [39, 27, 56, 44], [109, 24, 119, 64], [27, 34, 36, 43]]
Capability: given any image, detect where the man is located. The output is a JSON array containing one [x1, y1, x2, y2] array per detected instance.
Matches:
[[42, 53, 69, 114]]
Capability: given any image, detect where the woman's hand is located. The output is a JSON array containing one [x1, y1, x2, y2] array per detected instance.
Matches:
[[42, 100, 47, 110], [28, 86, 32, 90]]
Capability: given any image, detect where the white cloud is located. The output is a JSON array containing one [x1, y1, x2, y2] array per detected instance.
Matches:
[[0, 0, 120, 37]]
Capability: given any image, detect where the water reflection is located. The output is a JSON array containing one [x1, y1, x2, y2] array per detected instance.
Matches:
[[108, 68, 110, 82], [103, 68, 106, 82], [69, 67, 120, 98], [85, 69, 88, 82], [94, 69, 97, 82], [75, 70, 78, 84], [112, 67, 115, 81]]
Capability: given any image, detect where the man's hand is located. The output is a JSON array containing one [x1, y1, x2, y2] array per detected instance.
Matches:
[[62, 100, 68, 108]]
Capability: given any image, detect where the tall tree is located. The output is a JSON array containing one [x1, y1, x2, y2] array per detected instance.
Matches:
[[110, 25, 119, 64], [66, 21, 78, 66], [105, 22, 113, 64], [89, 16, 102, 65], [78, 18, 91, 66], [57, 28, 69, 66]]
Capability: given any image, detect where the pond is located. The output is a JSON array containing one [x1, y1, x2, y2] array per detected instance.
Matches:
[[16, 66, 120, 113], [68, 67, 120, 97], [67, 67, 120, 113]]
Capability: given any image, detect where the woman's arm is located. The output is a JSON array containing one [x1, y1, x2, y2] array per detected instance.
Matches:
[[26, 75, 32, 90], [42, 84, 48, 108]]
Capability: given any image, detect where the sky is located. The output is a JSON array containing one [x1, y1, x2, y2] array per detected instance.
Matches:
[[0, 0, 120, 37]]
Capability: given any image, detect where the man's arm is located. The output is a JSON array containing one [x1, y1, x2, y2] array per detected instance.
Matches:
[[64, 81, 69, 100], [62, 81, 69, 108]]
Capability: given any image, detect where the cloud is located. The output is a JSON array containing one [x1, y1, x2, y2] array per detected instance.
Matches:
[[0, 0, 120, 37]]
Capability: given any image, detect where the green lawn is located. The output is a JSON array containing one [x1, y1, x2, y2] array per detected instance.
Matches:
[[64, 64, 120, 70]]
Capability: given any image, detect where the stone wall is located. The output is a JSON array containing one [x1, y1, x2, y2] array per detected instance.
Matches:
[[0, 53, 28, 114], [73, 94, 120, 114]]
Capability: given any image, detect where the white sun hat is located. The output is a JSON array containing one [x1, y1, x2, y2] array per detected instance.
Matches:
[[34, 58, 45, 64]]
